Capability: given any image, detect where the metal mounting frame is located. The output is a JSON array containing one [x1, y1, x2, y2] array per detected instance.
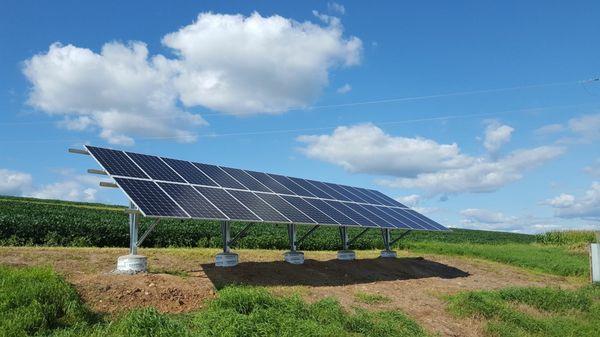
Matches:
[[390, 230, 412, 246], [296, 225, 320, 248]]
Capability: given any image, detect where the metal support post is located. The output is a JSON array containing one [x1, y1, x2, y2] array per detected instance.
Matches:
[[129, 202, 139, 255], [115, 202, 147, 274], [216, 221, 238, 267], [284, 223, 304, 264], [380, 228, 397, 258], [337, 226, 355, 260]]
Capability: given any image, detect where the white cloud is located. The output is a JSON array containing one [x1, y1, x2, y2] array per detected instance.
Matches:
[[544, 182, 600, 220], [30, 181, 97, 202], [567, 113, 600, 142], [584, 159, 600, 177], [24, 12, 362, 144], [298, 123, 564, 196], [483, 121, 514, 153], [534, 123, 565, 136], [0, 169, 32, 196], [336, 83, 352, 94], [458, 208, 590, 233], [327, 2, 346, 15], [164, 12, 361, 115], [396, 194, 420, 207]]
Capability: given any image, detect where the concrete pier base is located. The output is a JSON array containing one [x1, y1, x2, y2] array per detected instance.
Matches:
[[337, 250, 356, 260], [115, 254, 147, 274], [284, 251, 304, 264], [380, 250, 397, 258], [216, 252, 239, 267]]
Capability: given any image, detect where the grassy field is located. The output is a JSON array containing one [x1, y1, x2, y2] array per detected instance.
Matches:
[[0, 195, 534, 249], [0, 265, 430, 337], [447, 286, 600, 337]]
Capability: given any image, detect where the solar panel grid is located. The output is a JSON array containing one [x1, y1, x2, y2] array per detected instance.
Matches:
[[86, 146, 148, 178], [220, 167, 272, 192], [126, 152, 185, 183], [162, 158, 218, 186], [114, 178, 187, 218], [226, 189, 290, 223], [245, 171, 295, 195], [255, 193, 316, 224], [195, 186, 259, 221], [158, 182, 227, 220], [193, 163, 247, 190], [86, 146, 448, 231]]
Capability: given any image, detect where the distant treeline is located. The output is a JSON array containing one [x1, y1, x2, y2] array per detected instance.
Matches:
[[0, 196, 535, 250]]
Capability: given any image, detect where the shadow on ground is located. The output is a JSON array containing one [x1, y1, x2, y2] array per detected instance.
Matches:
[[201, 257, 470, 288]]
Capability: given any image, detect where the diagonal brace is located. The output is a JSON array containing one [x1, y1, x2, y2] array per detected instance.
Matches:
[[137, 218, 160, 247], [296, 225, 320, 247], [347, 227, 370, 246], [228, 223, 254, 247], [389, 230, 412, 246]]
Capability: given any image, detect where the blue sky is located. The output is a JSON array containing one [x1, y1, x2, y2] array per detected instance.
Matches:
[[1, 1, 599, 233]]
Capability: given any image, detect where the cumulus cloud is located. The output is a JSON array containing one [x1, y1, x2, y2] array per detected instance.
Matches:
[[483, 121, 514, 153], [0, 169, 32, 195], [534, 123, 564, 136], [327, 2, 346, 15], [458, 208, 581, 233], [336, 83, 352, 94], [298, 123, 564, 196], [30, 181, 97, 202], [535, 113, 600, 143], [544, 182, 600, 220], [23, 12, 362, 144], [396, 194, 421, 207], [584, 159, 600, 177]]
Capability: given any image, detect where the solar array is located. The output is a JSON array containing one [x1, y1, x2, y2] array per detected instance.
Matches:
[[86, 146, 448, 231]]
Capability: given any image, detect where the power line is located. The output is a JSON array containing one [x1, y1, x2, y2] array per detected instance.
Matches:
[[0, 77, 597, 127], [0, 102, 595, 144]]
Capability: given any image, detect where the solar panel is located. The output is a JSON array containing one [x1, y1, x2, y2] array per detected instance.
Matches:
[[85, 146, 448, 232], [226, 190, 289, 223], [254, 193, 316, 224], [127, 152, 185, 183], [220, 167, 272, 192], [87, 146, 148, 178], [193, 163, 247, 190], [114, 178, 187, 218], [245, 171, 295, 195], [195, 186, 259, 221], [162, 158, 218, 187], [280, 195, 338, 225], [158, 182, 227, 220]]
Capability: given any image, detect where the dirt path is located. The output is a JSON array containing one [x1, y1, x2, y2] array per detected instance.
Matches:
[[0, 247, 578, 336]]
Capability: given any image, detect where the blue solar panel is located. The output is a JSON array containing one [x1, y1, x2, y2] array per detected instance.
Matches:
[[114, 178, 187, 218], [307, 180, 350, 201], [226, 189, 289, 223], [245, 171, 295, 195], [303, 198, 357, 226], [158, 183, 227, 220], [195, 186, 259, 221], [86, 146, 449, 231], [268, 174, 316, 197], [193, 163, 247, 190], [287, 177, 332, 199], [86, 146, 148, 178], [162, 158, 218, 186], [326, 200, 379, 227], [280, 195, 338, 225], [255, 193, 316, 224], [127, 152, 185, 183], [220, 167, 272, 192], [361, 204, 411, 229]]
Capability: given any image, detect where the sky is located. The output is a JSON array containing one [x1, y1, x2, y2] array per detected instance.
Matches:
[[1, 0, 599, 233]]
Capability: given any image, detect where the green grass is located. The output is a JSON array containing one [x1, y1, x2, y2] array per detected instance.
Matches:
[[0, 265, 430, 337], [0, 195, 534, 249], [354, 292, 392, 305], [446, 285, 600, 337], [402, 242, 589, 277], [535, 230, 598, 245], [0, 266, 93, 337]]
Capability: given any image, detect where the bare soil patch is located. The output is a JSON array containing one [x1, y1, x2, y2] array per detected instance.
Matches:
[[0, 247, 577, 336]]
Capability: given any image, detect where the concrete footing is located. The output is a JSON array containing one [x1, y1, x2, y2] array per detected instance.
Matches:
[[216, 252, 239, 267], [115, 254, 147, 274], [337, 250, 356, 260], [284, 251, 304, 264], [380, 250, 397, 258]]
